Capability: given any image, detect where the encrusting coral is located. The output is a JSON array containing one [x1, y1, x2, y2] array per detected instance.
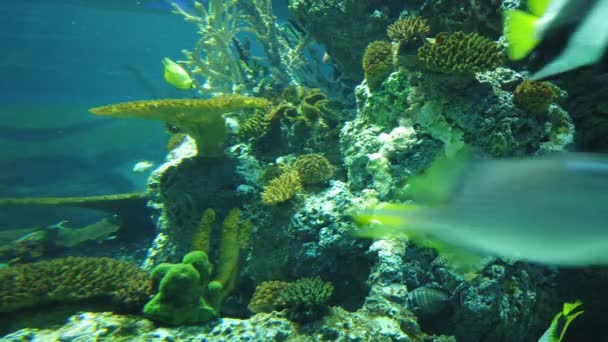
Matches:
[[261, 169, 302, 205], [513, 80, 556, 116], [418, 31, 504, 74], [294, 154, 334, 185], [387, 16, 431, 46], [0, 257, 152, 313], [362, 41, 394, 90], [89, 95, 270, 157]]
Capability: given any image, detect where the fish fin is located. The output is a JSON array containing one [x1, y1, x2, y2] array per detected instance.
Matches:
[[426, 239, 491, 274], [504, 9, 541, 60], [538, 300, 584, 342], [403, 148, 472, 205], [527, 0, 551, 17], [352, 203, 419, 239]]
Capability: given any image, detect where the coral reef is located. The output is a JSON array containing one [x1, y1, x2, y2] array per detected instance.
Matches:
[[261, 169, 302, 205], [0, 257, 152, 313], [418, 31, 505, 75], [275, 276, 334, 323], [247, 280, 290, 314], [387, 16, 430, 46], [89, 96, 270, 157], [293, 154, 334, 185], [513, 80, 557, 116], [362, 41, 394, 90]]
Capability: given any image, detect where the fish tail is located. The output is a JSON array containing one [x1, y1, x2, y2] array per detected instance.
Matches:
[[504, 9, 541, 60], [351, 203, 418, 239], [539, 300, 584, 342]]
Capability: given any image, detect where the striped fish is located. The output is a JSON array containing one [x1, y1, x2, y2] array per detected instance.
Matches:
[[406, 287, 450, 315]]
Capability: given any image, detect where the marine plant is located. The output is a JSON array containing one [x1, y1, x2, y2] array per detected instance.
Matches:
[[387, 16, 431, 46], [294, 154, 334, 185], [89, 95, 270, 157], [261, 169, 303, 205], [275, 277, 334, 323], [362, 41, 394, 90], [418, 31, 505, 74], [143, 251, 219, 325], [0, 257, 152, 313], [513, 80, 556, 116]]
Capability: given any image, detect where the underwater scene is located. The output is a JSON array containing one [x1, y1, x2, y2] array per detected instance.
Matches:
[[1, 0, 607, 341]]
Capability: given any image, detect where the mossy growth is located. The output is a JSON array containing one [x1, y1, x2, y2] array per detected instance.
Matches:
[[294, 154, 334, 185], [0, 257, 152, 314], [276, 277, 334, 323], [387, 16, 430, 46], [418, 31, 505, 75], [363, 41, 394, 90], [261, 169, 303, 205], [89, 95, 270, 157], [513, 80, 556, 115], [143, 251, 219, 325]]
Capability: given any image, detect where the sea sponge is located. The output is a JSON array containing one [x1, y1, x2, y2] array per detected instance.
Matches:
[[418, 31, 505, 74], [143, 251, 219, 325], [294, 154, 334, 185], [0, 257, 152, 313], [362, 41, 394, 90], [513, 80, 556, 115], [387, 16, 430, 45], [89, 95, 270, 157], [276, 277, 334, 323], [191, 208, 216, 254], [261, 170, 303, 205], [247, 280, 290, 314]]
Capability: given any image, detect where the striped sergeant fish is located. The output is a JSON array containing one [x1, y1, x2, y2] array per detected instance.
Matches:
[[406, 286, 450, 315]]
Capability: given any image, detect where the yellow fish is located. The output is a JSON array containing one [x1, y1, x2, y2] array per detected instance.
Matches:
[[162, 57, 194, 90]]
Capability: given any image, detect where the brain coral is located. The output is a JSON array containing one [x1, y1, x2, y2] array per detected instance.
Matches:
[[362, 41, 394, 90], [513, 80, 556, 115], [418, 31, 505, 74], [0, 257, 152, 313], [294, 154, 334, 185]]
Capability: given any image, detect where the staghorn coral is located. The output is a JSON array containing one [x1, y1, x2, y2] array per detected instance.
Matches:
[[247, 280, 290, 314], [362, 41, 394, 90], [0, 257, 152, 313], [513, 80, 556, 116], [418, 31, 504, 75], [276, 277, 334, 323], [89, 95, 270, 157], [387, 16, 431, 46], [261, 169, 302, 205], [294, 154, 334, 185], [191, 208, 216, 254]]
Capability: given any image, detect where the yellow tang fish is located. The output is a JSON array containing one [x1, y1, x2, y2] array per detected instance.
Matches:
[[162, 57, 194, 90]]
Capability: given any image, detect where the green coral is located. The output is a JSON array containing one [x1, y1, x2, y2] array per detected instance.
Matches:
[[418, 31, 504, 74], [261, 170, 302, 205], [191, 208, 216, 253], [0, 257, 152, 313], [513, 80, 556, 116], [387, 16, 430, 46], [143, 251, 219, 325], [294, 154, 334, 185], [363, 41, 394, 90], [276, 277, 334, 323]]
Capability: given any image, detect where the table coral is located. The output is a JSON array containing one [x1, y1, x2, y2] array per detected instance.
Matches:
[[89, 95, 270, 157]]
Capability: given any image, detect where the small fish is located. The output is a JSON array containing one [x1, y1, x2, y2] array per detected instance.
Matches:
[[132, 160, 154, 173], [322, 51, 331, 64], [354, 151, 608, 269], [538, 301, 583, 342], [406, 287, 450, 315], [162, 57, 194, 90], [504, 0, 608, 79]]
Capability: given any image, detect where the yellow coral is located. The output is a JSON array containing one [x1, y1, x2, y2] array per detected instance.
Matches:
[[387, 16, 430, 45], [89, 95, 270, 157], [247, 280, 290, 314], [261, 170, 302, 205], [191, 208, 216, 254], [294, 154, 334, 185], [216, 208, 249, 299], [362, 41, 394, 90]]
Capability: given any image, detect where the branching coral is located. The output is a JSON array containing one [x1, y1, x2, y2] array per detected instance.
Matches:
[[275, 277, 334, 323], [513, 80, 556, 116], [387, 16, 431, 46], [89, 95, 270, 157], [0, 257, 152, 313], [418, 31, 504, 74], [261, 169, 302, 205], [363, 41, 394, 90], [294, 154, 334, 185]]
